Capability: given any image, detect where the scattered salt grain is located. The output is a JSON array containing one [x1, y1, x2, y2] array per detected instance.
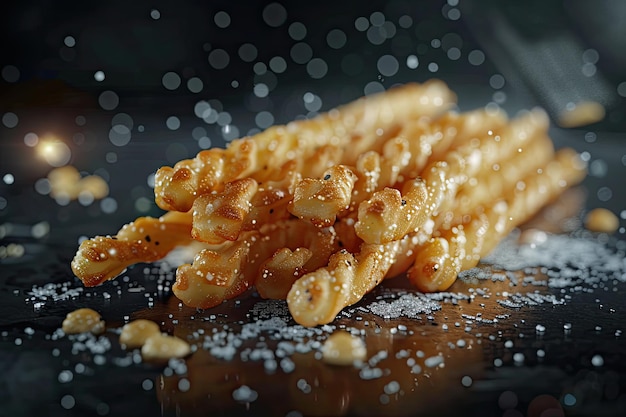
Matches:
[[232, 385, 258, 402]]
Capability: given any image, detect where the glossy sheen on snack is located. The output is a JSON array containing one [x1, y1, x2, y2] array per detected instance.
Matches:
[[70, 80, 587, 327]]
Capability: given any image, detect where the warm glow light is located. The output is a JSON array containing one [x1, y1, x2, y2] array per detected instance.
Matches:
[[36, 137, 72, 167]]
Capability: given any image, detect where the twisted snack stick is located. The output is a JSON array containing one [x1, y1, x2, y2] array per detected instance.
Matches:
[[288, 165, 358, 227], [154, 80, 456, 212], [173, 220, 339, 308], [191, 178, 258, 244], [191, 164, 302, 243], [409, 147, 587, 292], [71, 211, 195, 287], [287, 110, 510, 228], [449, 129, 555, 229], [396, 108, 509, 181], [355, 109, 549, 244], [287, 228, 432, 326]]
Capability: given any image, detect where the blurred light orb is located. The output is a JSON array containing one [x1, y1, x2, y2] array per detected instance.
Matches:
[[288, 22, 307, 40], [37, 139, 72, 167], [166, 116, 181, 130], [3, 174, 14, 185], [290, 42, 313, 64], [94, 71, 105, 82], [64, 36, 76, 47], [109, 124, 131, 146], [468, 49, 485, 66], [364, 81, 385, 95], [406, 55, 419, 69], [377, 54, 399, 77], [307, 58, 328, 79], [255, 111, 274, 129], [98, 91, 119, 111], [100, 197, 118, 214], [208, 49, 230, 69], [617, 82, 626, 98], [238, 43, 258, 62], [150, 9, 161, 20], [253, 83, 269, 98], [214, 11, 231, 28], [162, 72, 181, 90], [187, 77, 203, 93], [269, 56, 287, 73], [263, 3, 287, 27], [112, 113, 134, 130], [355, 17, 369, 32], [24, 132, 39, 147], [327, 29, 347, 49], [2, 65, 20, 83], [2, 112, 18, 128]]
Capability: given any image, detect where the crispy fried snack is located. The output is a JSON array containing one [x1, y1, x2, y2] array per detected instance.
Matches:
[[154, 80, 456, 212], [354, 109, 549, 244], [288, 165, 358, 227], [287, 230, 433, 327], [409, 148, 587, 292], [72, 80, 588, 328], [71, 211, 195, 287], [172, 219, 340, 308]]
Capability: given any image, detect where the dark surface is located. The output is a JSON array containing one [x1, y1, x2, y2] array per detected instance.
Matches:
[[1, 1, 626, 416]]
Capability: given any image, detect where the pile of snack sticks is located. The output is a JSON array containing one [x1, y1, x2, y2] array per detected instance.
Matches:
[[72, 80, 586, 326]]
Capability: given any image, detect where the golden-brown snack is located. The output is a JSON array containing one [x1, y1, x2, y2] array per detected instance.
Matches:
[[191, 178, 258, 244], [286, 233, 429, 327], [154, 80, 456, 212], [70, 81, 588, 328], [448, 129, 555, 229], [409, 147, 587, 292], [71, 210, 194, 287], [354, 108, 549, 244], [172, 219, 340, 308], [288, 165, 358, 227]]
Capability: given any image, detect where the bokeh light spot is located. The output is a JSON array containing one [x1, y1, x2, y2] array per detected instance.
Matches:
[[98, 91, 119, 111], [166, 116, 181, 130], [263, 3, 287, 28], [162, 72, 181, 90], [2, 112, 18, 128], [377, 55, 399, 77], [209, 49, 230, 69], [306, 58, 328, 79], [327, 29, 347, 49], [214, 11, 231, 28], [288, 22, 307, 40], [187, 77, 203, 93], [1, 65, 20, 83], [290, 42, 313, 64]]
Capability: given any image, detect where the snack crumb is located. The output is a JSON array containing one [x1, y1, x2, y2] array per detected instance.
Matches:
[[119, 319, 160, 349], [584, 208, 619, 233], [62, 308, 105, 335], [141, 333, 191, 361], [321, 331, 367, 366]]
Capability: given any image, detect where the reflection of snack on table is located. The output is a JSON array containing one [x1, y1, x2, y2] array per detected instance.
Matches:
[[71, 80, 587, 326]]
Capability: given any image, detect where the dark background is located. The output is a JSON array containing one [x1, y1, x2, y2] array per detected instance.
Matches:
[[1, 1, 625, 416]]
